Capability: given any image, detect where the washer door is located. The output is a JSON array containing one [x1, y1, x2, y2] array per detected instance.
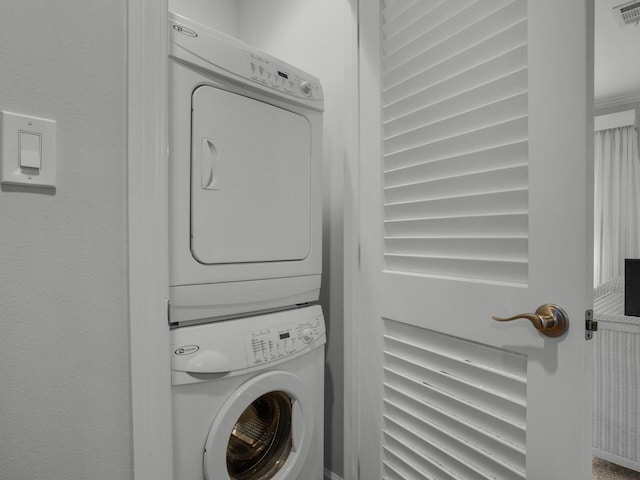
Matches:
[[203, 371, 314, 480]]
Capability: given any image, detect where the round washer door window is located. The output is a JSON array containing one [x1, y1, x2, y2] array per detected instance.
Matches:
[[203, 371, 315, 480]]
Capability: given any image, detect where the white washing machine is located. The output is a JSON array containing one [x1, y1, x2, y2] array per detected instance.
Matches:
[[168, 13, 324, 326], [171, 305, 325, 480]]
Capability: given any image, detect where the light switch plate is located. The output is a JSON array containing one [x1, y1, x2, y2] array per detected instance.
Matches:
[[1, 111, 56, 188]]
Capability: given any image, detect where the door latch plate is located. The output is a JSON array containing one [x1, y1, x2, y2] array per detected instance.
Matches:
[[585, 309, 598, 340]]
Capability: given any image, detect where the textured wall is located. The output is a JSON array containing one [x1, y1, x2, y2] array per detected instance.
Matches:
[[0, 2, 131, 479]]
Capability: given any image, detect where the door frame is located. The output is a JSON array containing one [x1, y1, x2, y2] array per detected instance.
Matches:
[[128, 2, 173, 480], [343, 0, 360, 479]]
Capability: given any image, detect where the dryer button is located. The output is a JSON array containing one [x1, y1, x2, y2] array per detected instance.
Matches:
[[299, 80, 312, 97], [301, 327, 314, 344]]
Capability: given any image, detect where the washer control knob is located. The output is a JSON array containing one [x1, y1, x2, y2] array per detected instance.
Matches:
[[301, 327, 314, 344], [299, 80, 312, 97]]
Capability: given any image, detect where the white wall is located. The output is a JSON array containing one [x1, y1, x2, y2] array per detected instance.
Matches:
[[236, 2, 347, 475], [594, 0, 640, 102], [168, 0, 240, 37], [0, 2, 131, 479]]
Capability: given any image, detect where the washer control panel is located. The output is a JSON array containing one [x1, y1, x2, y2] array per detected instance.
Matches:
[[248, 314, 324, 365], [249, 53, 320, 100], [170, 305, 325, 385]]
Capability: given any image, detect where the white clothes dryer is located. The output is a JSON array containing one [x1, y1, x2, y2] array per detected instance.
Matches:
[[171, 305, 325, 480], [168, 13, 324, 326]]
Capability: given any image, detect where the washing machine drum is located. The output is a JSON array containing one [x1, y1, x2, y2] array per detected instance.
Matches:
[[203, 371, 315, 480]]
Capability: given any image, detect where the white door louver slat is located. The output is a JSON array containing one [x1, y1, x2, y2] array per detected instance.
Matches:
[[382, 462, 406, 480], [384, 213, 528, 238], [381, 0, 528, 284], [383, 20, 526, 105], [383, 1, 526, 90], [384, 319, 526, 379], [384, 332, 526, 397], [385, 256, 527, 284], [382, 454, 423, 480], [385, 189, 527, 221], [385, 404, 525, 479], [384, 117, 527, 172], [384, 142, 527, 187], [384, 353, 526, 419], [384, 384, 526, 459], [383, 0, 447, 40], [382, 0, 423, 30], [383, 93, 527, 159], [383, 445, 451, 480], [384, 430, 476, 480], [384, 238, 527, 263], [383, 0, 515, 70], [384, 416, 512, 480], [383, 69, 527, 138], [384, 165, 528, 204], [384, 45, 527, 121], [384, 94, 527, 155], [383, 374, 525, 451], [382, 319, 527, 479], [384, 439, 462, 480], [383, 0, 476, 57]]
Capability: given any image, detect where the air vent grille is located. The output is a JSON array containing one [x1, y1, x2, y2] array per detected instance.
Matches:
[[614, 1, 640, 25]]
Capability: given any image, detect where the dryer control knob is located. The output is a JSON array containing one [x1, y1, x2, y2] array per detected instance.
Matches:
[[299, 80, 312, 97], [301, 327, 314, 344]]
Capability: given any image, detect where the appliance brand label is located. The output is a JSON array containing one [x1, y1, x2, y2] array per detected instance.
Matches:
[[173, 24, 197, 37], [175, 345, 199, 355]]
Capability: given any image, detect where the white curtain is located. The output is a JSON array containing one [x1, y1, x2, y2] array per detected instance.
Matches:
[[594, 125, 640, 286]]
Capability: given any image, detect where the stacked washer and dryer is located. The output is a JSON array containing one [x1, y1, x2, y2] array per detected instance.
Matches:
[[167, 12, 325, 480]]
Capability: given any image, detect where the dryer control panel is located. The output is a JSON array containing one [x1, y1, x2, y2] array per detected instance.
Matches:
[[169, 12, 324, 108], [248, 315, 323, 365], [248, 53, 321, 101]]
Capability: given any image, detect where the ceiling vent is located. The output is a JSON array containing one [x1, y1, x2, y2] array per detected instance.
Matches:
[[612, 1, 640, 26]]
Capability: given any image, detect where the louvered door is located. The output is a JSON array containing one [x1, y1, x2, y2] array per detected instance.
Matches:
[[382, 0, 529, 284], [356, 1, 593, 479]]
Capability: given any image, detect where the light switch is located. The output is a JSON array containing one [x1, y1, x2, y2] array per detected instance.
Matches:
[[19, 131, 42, 169], [1, 111, 56, 188]]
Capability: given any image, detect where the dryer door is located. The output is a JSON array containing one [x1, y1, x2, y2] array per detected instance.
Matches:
[[191, 86, 312, 265], [203, 371, 315, 480]]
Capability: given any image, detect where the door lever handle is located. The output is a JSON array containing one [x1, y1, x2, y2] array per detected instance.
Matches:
[[492, 304, 569, 337]]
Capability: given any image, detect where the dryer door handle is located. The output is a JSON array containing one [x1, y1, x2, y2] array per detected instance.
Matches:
[[201, 138, 220, 190], [176, 351, 231, 374]]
